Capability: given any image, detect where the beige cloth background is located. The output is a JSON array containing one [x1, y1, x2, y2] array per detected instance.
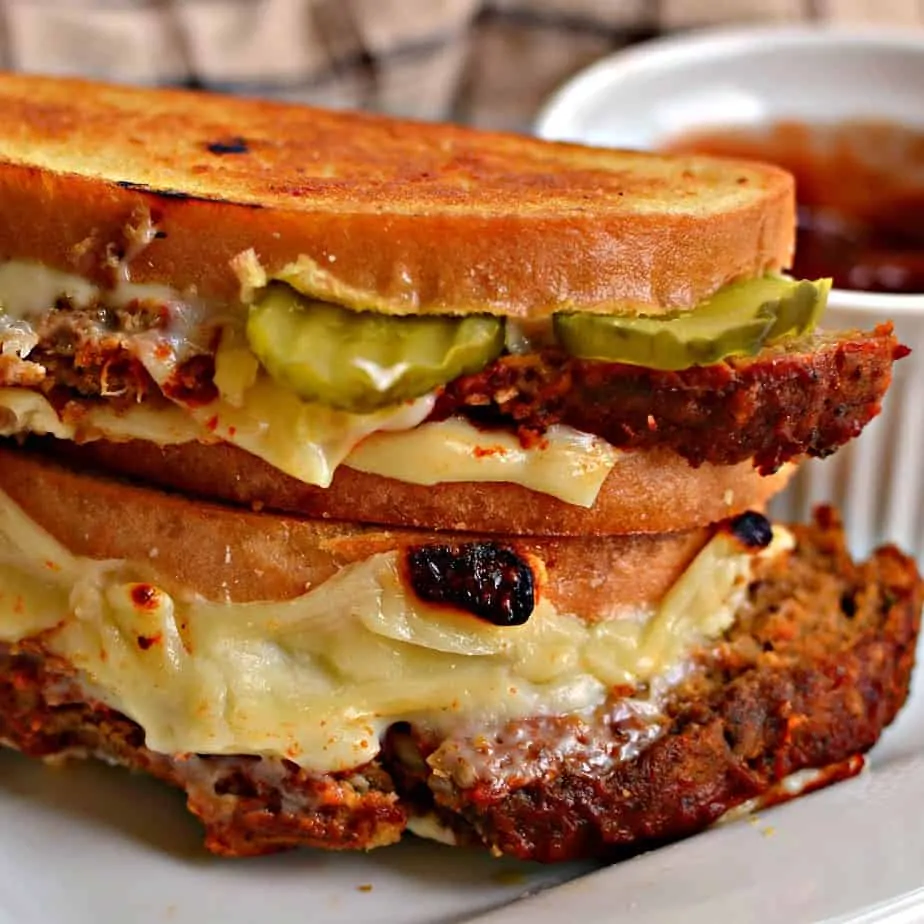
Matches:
[[4, 0, 923, 128]]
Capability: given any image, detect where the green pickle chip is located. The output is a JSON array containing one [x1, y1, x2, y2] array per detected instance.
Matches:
[[553, 276, 831, 370], [246, 283, 505, 413]]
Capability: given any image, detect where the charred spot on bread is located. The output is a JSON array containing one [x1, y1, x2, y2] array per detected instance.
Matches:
[[403, 542, 535, 627], [727, 510, 773, 549], [206, 137, 249, 156], [113, 180, 264, 208]]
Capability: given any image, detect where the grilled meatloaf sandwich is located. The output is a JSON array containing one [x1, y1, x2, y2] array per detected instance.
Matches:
[[0, 74, 918, 862]]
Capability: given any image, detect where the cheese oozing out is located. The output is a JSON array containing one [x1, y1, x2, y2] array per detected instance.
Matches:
[[0, 484, 794, 772], [0, 260, 619, 505]]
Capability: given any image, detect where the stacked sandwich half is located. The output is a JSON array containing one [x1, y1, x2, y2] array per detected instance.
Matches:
[[0, 74, 919, 861]]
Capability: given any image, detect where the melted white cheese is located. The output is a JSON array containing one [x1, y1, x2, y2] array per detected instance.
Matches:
[[0, 259, 183, 319], [0, 388, 207, 444], [0, 485, 794, 771], [0, 386, 615, 507], [345, 419, 618, 506], [0, 262, 98, 317], [405, 815, 458, 846]]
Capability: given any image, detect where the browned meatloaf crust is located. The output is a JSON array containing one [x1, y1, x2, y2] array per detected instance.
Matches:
[[3, 302, 904, 474], [432, 327, 906, 474], [0, 509, 919, 861]]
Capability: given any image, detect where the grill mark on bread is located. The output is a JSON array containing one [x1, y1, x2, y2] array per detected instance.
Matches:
[[205, 137, 250, 156], [113, 180, 265, 209]]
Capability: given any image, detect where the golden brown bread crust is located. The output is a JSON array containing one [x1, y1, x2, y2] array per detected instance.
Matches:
[[0, 510, 918, 860], [45, 438, 793, 536], [0, 73, 794, 316], [0, 446, 709, 620]]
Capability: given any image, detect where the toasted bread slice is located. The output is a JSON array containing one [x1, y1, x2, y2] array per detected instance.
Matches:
[[46, 437, 793, 537], [0, 445, 708, 618], [0, 73, 793, 317]]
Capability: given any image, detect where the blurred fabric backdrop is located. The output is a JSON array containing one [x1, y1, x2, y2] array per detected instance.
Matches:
[[3, 0, 922, 129]]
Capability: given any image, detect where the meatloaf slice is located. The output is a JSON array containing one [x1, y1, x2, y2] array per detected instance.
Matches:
[[0, 509, 919, 861], [433, 327, 907, 474], [1, 301, 905, 475]]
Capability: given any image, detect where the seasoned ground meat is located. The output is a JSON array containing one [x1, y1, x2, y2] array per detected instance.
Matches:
[[4, 303, 216, 409], [0, 649, 406, 856], [20, 304, 162, 404], [0, 306, 905, 473], [0, 510, 918, 861], [408, 509, 922, 861]]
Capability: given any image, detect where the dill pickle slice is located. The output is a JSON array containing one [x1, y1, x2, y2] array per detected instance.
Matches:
[[246, 283, 505, 412], [553, 277, 831, 370]]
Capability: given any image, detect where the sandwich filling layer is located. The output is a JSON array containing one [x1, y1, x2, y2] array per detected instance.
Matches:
[[0, 482, 791, 773], [0, 259, 905, 497], [0, 260, 615, 504], [0, 388, 617, 507]]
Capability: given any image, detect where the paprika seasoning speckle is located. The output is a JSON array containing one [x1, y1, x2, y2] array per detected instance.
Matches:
[[130, 583, 159, 610]]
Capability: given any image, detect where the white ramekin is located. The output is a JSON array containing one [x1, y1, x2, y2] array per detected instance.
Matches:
[[535, 26, 924, 562]]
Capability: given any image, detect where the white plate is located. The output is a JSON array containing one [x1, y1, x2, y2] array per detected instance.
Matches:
[[0, 624, 922, 924]]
